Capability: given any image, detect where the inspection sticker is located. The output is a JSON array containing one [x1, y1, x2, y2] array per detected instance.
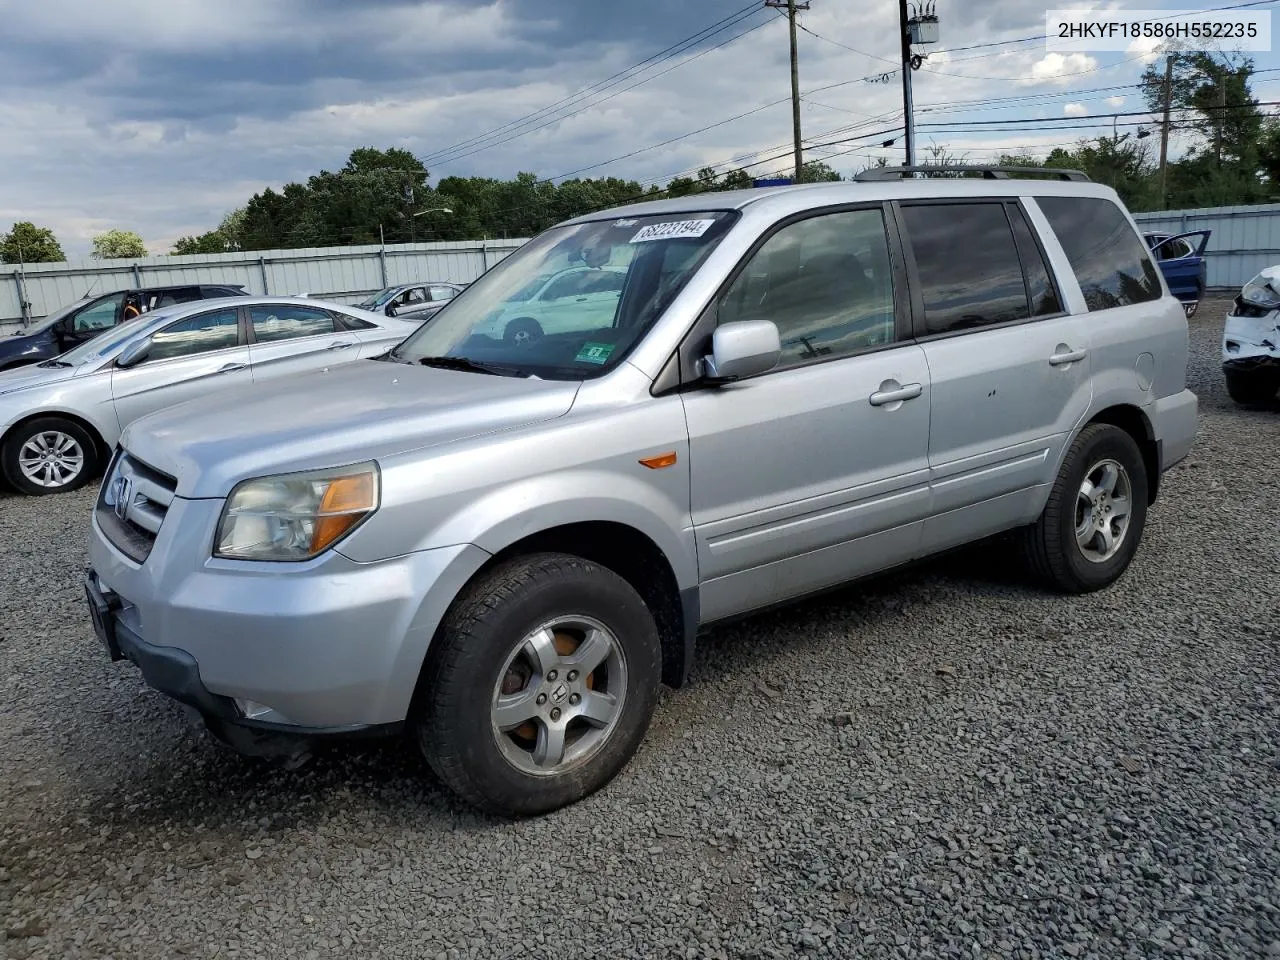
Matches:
[[629, 219, 715, 243], [575, 342, 616, 364]]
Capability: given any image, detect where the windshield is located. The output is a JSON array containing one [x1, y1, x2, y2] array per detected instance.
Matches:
[[17, 300, 87, 336], [390, 211, 736, 378], [358, 287, 401, 308]]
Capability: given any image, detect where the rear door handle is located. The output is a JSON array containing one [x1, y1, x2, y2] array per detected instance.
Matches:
[[869, 382, 923, 406], [218, 362, 246, 373], [1049, 348, 1088, 366], [327, 340, 355, 351]]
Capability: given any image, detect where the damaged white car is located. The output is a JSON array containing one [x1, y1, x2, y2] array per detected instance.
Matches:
[[1222, 266, 1280, 406]]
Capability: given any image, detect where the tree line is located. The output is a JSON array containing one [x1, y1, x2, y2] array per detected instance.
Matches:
[[3, 51, 1276, 264]]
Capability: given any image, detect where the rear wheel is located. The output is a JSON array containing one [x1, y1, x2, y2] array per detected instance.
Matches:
[[1224, 369, 1279, 407], [1, 417, 99, 496], [503, 317, 543, 346], [1021, 423, 1149, 594], [416, 553, 661, 817]]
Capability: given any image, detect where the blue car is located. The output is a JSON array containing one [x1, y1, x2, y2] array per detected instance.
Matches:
[[1145, 231, 1211, 318], [0, 284, 246, 371]]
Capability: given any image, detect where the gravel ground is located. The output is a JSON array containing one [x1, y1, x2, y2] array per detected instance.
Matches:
[[1, 299, 1277, 960]]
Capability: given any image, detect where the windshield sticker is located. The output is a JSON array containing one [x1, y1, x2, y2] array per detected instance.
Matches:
[[613, 218, 639, 227], [574, 342, 616, 365], [629, 219, 715, 243]]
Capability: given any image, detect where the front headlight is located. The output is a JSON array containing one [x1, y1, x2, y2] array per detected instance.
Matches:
[[214, 462, 380, 561], [1241, 271, 1280, 310]]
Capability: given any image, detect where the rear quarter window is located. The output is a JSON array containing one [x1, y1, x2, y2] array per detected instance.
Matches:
[[1036, 197, 1161, 311]]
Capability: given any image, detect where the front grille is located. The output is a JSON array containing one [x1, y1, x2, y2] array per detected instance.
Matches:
[[96, 449, 177, 564]]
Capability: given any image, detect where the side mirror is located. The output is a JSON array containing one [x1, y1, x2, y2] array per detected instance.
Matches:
[[386, 303, 398, 317], [702, 320, 781, 382], [116, 337, 151, 368]]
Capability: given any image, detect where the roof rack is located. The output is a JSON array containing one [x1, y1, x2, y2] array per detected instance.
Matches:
[[854, 165, 1091, 183]]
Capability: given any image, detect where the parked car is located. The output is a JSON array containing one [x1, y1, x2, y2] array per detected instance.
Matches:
[[1221, 265, 1280, 406], [0, 297, 418, 495], [475, 265, 629, 344], [0, 285, 248, 372], [1144, 231, 1211, 318], [355, 282, 464, 319], [85, 167, 1197, 817]]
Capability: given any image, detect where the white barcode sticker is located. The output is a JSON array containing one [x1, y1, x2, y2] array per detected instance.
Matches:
[[629, 219, 715, 243]]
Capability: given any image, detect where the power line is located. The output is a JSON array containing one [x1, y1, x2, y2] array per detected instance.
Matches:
[[421, 4, 771, 167]]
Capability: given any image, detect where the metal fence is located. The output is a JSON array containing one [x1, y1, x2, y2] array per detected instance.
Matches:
[[0, 239, 529, 331], [1132, 203, 1280, 291], [4, 201, 1279, 332]]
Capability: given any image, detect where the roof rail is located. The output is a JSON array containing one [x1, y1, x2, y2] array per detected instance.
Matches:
[[854, 165, 1091, 183]]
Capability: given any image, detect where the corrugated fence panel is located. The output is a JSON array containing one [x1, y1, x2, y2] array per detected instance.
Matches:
[[0, 239, 531, 330], [10, 204, 1272, 329], [1133, 203, 1280, 290]]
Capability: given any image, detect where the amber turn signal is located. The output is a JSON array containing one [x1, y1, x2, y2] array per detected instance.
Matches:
[[310, 471, 378, 553]]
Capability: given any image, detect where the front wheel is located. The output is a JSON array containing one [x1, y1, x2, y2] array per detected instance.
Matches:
[[1224, 369, 1279, 407], [503, 317, 543, 346], [1, 417, 100, 496], [1021, 423, 1149, 594], [416, 553, 661, 817]]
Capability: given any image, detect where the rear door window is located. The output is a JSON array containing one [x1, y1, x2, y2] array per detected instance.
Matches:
[[900, 202, 1031, 335], [1036, 197, 1161, 310], [249, 305, 336, 342]]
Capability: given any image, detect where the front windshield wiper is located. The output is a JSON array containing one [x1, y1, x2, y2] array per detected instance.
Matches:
[[37, 359, 73, 368], [416, 355, 530, 378]]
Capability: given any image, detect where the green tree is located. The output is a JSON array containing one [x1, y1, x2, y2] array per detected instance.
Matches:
[[797, 160, 843, 182], [91, 229, 147, 259], [1, 222, 65, 263], [172, 208, 249, 255]]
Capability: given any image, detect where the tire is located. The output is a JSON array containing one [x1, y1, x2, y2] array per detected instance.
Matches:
[[416, 552, 662, 817], [1, 417, 100, 496], [1224, 369, 1279, 407], [503, 317, 543, 346], [1021, 423, 1149, 594]]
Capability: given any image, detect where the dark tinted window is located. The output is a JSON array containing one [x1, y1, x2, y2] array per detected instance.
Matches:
[[249, 305, 336, 342], [1037, 197, 1161, 311], [901, 203, 1029, 335], [334, 312, 376, 331], [72, 293, 125, 332], [1008, 204, 1063, 317], [147, 309, 239, 362], [718, 207, 897, 368], [542, 272, 589, 300]]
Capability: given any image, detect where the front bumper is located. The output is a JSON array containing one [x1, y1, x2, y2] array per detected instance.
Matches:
[[84, 569, 395, 758], [87, 497, 491, 735], [1222, 311, 1280, 365]]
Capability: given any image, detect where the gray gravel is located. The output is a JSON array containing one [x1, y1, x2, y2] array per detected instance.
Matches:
[[2, 299, 1277, 960]]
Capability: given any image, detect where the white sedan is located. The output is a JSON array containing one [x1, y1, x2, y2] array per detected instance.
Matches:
[[0, 296, 422, 495]]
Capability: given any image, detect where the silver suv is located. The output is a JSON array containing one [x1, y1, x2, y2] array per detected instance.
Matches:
[[85, 167, 1198, 816]]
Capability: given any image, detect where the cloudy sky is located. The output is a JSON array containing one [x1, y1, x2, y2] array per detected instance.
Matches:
[[1, 0, 1276, 258]]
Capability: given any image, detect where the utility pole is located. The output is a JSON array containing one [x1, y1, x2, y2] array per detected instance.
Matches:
[[899, 0, 915, 166], [1157, 53, 1175, 211], [766, 0, 810, 182]]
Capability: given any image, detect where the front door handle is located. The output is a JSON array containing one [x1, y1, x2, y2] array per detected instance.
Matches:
[[218, 362, 246, 373], [1049, 347, 1088, 366], [869, 381, 923, 407], [327, 341, 355, 351]]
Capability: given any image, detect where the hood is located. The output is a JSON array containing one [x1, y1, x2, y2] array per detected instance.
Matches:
[[0, 361, 79, 396], [121, 359, 582, 498], [0, 326, 53, 359]]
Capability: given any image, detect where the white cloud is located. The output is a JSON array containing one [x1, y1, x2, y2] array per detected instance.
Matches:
[[1126, 36, 1163, 62], [1063, 103, 1089, 117], [1026, 53, 1099, 85], [1106, 96, 1126, 108]]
